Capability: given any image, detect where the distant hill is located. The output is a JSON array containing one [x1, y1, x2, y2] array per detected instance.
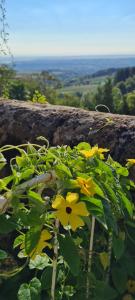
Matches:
[[1, 55, 135, 80]]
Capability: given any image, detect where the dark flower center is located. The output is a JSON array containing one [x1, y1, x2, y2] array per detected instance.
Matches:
[[66, 207, 72, 214]]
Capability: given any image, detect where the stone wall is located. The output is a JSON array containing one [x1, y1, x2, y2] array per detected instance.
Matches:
[[0, 99, 135, 163]]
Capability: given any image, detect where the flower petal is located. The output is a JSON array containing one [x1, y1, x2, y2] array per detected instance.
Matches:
[[80, 150, 94, 158], [55, 209, 69, 227], [66, 192, 79, 204], [69, 214, 84, 231], [72, 202, 89, 216], [52, 195, 66, 209], [98, 148, 109, 153], [127, 159, 135, 164], [40, 230, 52, 241], [77, 177, 96, 196]]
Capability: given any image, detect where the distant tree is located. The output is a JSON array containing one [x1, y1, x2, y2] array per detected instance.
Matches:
[[95, 78, 114, 112], [126, 91, 135, 115], [125, 76, 135, 93], [114, 68, 129, 83], [112, 87, 124, 113], [8, 80, 30, 100], [0, 64, 15, 97], [114, 67, 135, 84], [37, 71, 61, 93], [81, 92, 96, 111], [94, 86, 103, 106], [116, 81, 127, 95]]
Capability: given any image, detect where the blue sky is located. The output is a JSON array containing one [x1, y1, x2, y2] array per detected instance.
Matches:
[[6, 0, 135, 56]]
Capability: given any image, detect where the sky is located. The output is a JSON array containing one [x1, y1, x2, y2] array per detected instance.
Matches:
[[6, 0, 135, 56]]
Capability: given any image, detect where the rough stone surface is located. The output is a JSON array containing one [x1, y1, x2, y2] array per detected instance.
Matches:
[[0, 99, 135, 162]]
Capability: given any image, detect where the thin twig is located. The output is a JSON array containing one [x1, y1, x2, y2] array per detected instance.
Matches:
[[51, 219, 59, 300], [86, 216, 96, 299]]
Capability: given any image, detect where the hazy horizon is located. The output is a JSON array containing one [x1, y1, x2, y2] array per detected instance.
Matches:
[[1, 54, 135, 61]]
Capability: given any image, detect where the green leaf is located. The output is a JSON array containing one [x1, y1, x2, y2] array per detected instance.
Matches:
[[0, 152, 6, 170], [107, 157, 129, 177], [0, 175, 13, 191], [20, 167, 34, 181], [81, 196, 103, 211], [18, 283, 31, 300], [0, 215, 17, 234], [118, 190, 133, 217], [95, 183, 104, 198], [76, 142, 91, 150], [99, 252, 109, 270], [113, 236, 125, 260], [102, 200, 118, 233], [63, 285, 75, 297], [0, 249, 8, 260], [25, 227, 41, 255], [29, 278, 41, 300], [81, 196, 107, 228], [103, 182, 118, 203], [94, 281, 118, 300], [29, 255, 50, 270], [13, 234, 25, 249], [41, 267, 53, 290], [111, 266, 127, 293], [119, 254, 135, 277], [55, 163, 72, 178], [18, 278, 41, 300], [76, 142, 91, 151], [18, 209, 43, 227], [58, 234, 80, 276], [16, 155, 30, 168], [28, 190, 45, 205]]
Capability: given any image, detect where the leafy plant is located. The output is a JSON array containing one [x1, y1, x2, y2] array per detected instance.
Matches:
[[0, 141, 134, 300], [31, 90, 47, 104]]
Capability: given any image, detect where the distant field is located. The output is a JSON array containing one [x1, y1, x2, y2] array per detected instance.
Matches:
[[57, 76, 106, 95]]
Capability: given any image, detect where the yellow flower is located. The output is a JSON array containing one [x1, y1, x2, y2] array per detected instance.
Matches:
[[80, 146, 109, 159], [29, 230, 52, 260], [76, 177, 96, 196], [127, 159, 135, 166], [127, 280, 135, 294], [52, 193, 89, 231]]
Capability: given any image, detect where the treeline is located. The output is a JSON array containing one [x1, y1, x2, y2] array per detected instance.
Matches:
[[1, 64, 135, 115], [0, 64, 89, 107], [0, 64, 62, 103], [94, 67, 135, 114]]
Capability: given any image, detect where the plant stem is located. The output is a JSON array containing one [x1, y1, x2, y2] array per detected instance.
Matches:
[[0, 171, 56, 214], [106, 231, 113, 283], [14, 171, 56, 194], [86, 216, 95, 300], [51, 219, 59, 300]]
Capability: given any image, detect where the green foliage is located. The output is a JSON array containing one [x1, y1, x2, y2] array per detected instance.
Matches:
[[58, 235, 80, 276], [0, 64, 15, 97], [18, 277, 41, 300], [0, 249, 8, 260], [0, 141, 135, 299], [32, 90, 47, 104], [126, 92, 135, 114]]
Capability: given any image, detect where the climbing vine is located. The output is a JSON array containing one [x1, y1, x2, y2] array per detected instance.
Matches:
[[0, 140, 135, 300]]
